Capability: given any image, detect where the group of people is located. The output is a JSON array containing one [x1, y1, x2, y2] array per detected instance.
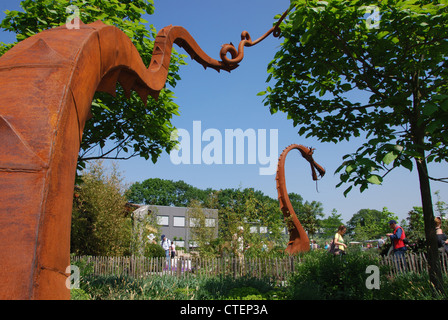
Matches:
[[161, 235, 176, 270], [328, 217, 448, 256], [326, 221, 403, 256]]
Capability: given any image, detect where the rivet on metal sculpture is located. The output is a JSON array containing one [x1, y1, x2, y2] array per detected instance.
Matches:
[[0, 11, 288, 300], [276, 144, 326, 255]]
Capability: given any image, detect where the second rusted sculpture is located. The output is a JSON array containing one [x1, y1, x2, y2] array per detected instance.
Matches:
[[276, 144, 325, 254]]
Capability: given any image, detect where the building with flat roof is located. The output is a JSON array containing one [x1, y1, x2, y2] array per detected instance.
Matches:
[[132, 204, 218, 251]]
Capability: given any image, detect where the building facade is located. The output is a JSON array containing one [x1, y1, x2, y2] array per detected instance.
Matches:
[[133, 204, 218, 251]]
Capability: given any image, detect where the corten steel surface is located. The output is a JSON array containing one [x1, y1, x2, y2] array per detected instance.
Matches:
[[0, 12, 287, 300], [276, 144, 325, 255]]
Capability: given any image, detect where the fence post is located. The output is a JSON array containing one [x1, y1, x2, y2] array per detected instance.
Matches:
[[290, 256, 294, 274], [232, 257, 237, 279]]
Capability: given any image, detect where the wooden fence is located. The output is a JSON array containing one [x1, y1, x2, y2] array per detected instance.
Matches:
[[379, 252, 448, 277], [71, 252, 448, 280], [71, 255, 297, 281]]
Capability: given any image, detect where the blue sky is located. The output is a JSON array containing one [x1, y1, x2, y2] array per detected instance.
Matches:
[[1, 0, 447, 224]]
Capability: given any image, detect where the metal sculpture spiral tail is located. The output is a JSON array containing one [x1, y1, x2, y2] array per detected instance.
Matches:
[[0, 9, 288, 299], [276, 144, 325, 255]]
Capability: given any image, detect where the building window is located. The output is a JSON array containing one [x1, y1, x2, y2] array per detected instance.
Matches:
[[173, 216, 185, 227], [205, 218, 216, 227], [189, 218, 199, 228], [174, 240, 185, 248], [190, 218, 216, 227], [157, 215, 169, 226]]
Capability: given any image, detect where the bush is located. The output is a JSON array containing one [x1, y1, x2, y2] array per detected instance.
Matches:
[[71, 288, 90, 300], [378, 272, 448, 300], [144, 243, 165, 258], [288, 250, 389, 300], [81, 275, 204, 300], [227, 286, 263, 299], [197, 275, 277, 300]]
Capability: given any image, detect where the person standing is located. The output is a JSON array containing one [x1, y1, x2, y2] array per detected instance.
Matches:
[[386, 220, 406, 271], [435, 217, 448, 254], [170, 242, 176, 259], [161, 235, 171, 270], [386, 220, 406, 255], [334, 225, 347, 255]]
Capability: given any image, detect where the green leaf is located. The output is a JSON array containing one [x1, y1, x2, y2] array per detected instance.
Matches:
[[340, 83, 352, 91], [343, 186, 353, 197], [422, 102, 438, 116], [440, 99, 448, 112], [401, 157, 413, 171], [345, 164, 356, 173], [382, 151, 398, 165], [426, 120, 442, 134], [367, 175, 382, 185]]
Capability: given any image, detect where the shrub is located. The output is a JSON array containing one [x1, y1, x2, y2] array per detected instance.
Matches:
[[144, 243, 165, 258], [196, 275, 276, 300], [378, 272, 448, 300], [71, 288, 90, 300], [81, 274, 204, 300], [227, 286, 263, 299], [288, 250, 389, 300]]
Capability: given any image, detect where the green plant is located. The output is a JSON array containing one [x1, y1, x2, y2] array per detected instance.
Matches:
[[227, 286, 262, 299], [196, 275, 277, 300], [379, 272, 448, 300], [144, 242, 165, 258], [70, 288, 90, 300], [288, 250, 388, 300]]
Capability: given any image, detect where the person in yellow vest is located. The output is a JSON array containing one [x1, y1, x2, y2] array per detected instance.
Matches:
[[334, 225, 347, 255]]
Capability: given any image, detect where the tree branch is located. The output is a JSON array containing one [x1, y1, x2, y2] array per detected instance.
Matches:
[[429, 177, 448, 183]]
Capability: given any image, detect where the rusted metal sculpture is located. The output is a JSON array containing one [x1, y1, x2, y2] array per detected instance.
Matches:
[[0, 11, 288, 300], [276, 144, 325, 254]]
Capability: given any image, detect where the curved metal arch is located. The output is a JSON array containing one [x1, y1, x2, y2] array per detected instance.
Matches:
[[0, 11, 287, 299], [276, 144, 325, 255]]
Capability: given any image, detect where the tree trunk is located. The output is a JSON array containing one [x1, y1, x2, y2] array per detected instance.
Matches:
[[415, 156, 445, 294]]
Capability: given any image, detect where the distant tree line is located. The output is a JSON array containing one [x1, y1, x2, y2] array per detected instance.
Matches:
[[71, 162, 447, 257]]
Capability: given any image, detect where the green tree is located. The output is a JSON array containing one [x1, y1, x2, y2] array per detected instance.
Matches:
[[349, 208, 398, 241], [216, 188, 285, 254], [434, 190, 448, 219], [320, 209, 344, 239], [261, 0, 448, 293], [0, 0, 186, 169], [243, 189, 285, 250], [299, 200, 325, 237], [287, 192, 304, 212], [187, 199, 219, 257], [282, 192, 325, 237], [71, 160, 131, 256], [127, 178, 209, 206], [404, 206, 426, 252]]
